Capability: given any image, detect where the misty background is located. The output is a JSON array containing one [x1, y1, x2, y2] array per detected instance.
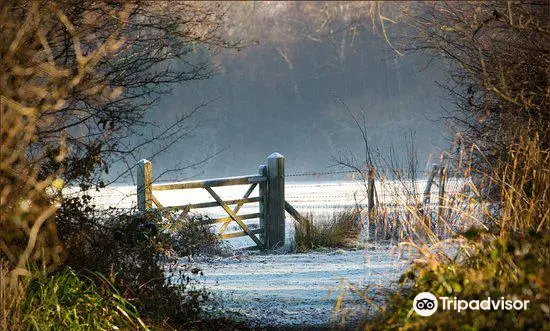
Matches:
[[114, 4, 451, 183]]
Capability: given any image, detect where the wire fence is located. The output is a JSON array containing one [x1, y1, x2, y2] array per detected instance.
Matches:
[[284, 168, 435, 178], [71, 173, 467, 212], [285, 170, 356, 177]]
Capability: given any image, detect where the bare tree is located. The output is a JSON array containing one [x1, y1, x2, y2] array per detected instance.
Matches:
[[396, 1, 549, 173], [3, 1, 236, 188]]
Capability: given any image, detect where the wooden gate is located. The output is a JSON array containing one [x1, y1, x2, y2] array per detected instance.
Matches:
[[136, 153, 287, 250]]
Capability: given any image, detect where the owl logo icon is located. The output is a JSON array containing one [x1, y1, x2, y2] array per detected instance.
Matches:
[[413, 292, 438, 316]]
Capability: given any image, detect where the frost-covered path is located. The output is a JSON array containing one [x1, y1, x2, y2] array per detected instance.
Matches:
[[78, 181, 426, 327], [183, 245, 408, 328]]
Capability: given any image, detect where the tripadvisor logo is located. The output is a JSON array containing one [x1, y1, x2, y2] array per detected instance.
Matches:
[[413, 292, 530, 316]]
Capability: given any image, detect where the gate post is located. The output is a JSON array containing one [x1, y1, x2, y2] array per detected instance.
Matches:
[[367, 167, 376, 219], [258, 164, 268, 244], [437, 165, 447, 222], [367, 167, 376, 239], [137, 159, 152, 211], [266, 152, 285, 249]]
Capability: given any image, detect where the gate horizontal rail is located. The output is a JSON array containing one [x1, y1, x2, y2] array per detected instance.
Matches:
[[168, 197, 261, 211], [152, 175, 267, 191], [206, 213, 261, 225], [221, 228, 264, 239]]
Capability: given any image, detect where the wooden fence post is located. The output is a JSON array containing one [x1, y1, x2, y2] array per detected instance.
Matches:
[[423, 164, 439, 204], [137, 159, 152, 211], [266, 152, 285, 249], [367, 167, 376, 220], [258, 164, 267, 244], [437, 166, 446, 221], [367, 167, 376, 239]]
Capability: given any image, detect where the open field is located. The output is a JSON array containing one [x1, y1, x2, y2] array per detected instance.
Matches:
[[67, 179, 465, 247]]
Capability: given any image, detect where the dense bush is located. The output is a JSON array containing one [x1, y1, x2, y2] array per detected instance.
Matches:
[[2, 194, 235, 330], [352, 3, 550, 328], [170, 214, 223, 257], [55, 197, 216, 325], [396, 2, 550, 173], [0, 2, 233, 330]]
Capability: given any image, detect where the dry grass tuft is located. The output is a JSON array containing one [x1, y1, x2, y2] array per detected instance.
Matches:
[[292, 209, 361, 253]]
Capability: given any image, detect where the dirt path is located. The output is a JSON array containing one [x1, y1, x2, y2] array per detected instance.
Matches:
[[179, 244, 408, 329]]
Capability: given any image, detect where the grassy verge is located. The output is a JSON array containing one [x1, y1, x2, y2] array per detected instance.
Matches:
[[1, 265, 147, 331], [2, 263, 256, 331]]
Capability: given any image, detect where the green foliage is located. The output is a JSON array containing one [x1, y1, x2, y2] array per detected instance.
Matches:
[[18, 267, 148, 331], [362, 232, 550, 331], [292, 209, 360, 253]]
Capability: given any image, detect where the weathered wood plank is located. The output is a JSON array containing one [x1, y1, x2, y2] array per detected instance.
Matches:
[[284, 201, 308, 225], [221, 228, 263, 239], [219, 183, 258, 234], [151, 175, 266, 191], [173, 205, 191, 223], [151, 194, 181, 223], [258, 164, 267, 243], [137, 159, 152, 211], [423, 164, 439, 204], [437, 166, 447, 221], [204, 186, 264, 248], [203, 213, 261, 225], [266, 153, 285, 249], [151, 194, 164, 208], [170, 197, 261, 211], [367, 167, 375, 219]]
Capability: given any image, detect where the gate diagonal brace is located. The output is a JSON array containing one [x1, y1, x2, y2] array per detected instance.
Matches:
[[204, 186, 264, 249], [151, 194, 176, 223], [218, 183, 257, 235], [151, 195, 190, 229]]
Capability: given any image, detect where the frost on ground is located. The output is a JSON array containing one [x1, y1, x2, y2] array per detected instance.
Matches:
[[73, 180, 456, 327], [170, 244, 410, 328]]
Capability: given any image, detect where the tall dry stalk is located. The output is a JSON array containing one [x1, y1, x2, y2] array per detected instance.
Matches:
[[496, 134, 549, 235]]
